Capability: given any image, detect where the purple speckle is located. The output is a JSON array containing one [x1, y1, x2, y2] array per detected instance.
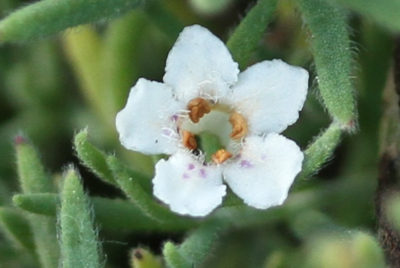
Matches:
[[199, 169, 207, 178], [188, 164, 195, 170], [240, 160, 252, 168], [162, 129, 171, 136], [261, 154, 267, 161], [183, 173, 190, 179], [171, 115, 178, 121], [14, 135, 26, 145]]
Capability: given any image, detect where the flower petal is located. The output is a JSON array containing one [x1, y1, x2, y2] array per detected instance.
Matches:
[[116, 78, 183, 155], [228, 59, 308, 134], [163, 25, 239, 103], [153, 151, 226, 216], [223, 134, 303, 209]]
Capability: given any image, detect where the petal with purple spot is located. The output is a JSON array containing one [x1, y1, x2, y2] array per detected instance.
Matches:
[[223, 134, 303, 209], [153, 151, 226, 217]]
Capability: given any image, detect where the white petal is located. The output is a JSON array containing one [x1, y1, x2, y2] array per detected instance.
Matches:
[[228, 59, 308, 134], [223, 134, 303, 209], [116, 78, 183, 155], [153, 151, 226, 217], [163, 25, 239, 103]]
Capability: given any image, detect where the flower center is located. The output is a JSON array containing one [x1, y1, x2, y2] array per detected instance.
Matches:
[[180, 97, 248, 164]]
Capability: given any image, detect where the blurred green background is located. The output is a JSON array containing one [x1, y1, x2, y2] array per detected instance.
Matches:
[[0, 0, 399, 267]]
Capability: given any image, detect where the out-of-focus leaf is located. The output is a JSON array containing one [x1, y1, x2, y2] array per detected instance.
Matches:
[[0, 0, 144, 42], [0, 207, 34, 251], [227, 0, 278, 68], [15, 136, 59, 268]]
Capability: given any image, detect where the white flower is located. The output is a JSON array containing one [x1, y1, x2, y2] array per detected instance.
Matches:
[[116, 25, 308, 217]]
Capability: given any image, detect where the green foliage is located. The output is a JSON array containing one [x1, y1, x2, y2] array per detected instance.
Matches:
[[302, 231, 385, 268], [298, 0, 356, 129], [15, 137, 54, 194], [0, 207, 34, 250], [0, 0, 399, 267], [63, 26, 109, 127], [227, 0, 278, 68], [299, 122, 342, 179], [14, 193, 193, 232], [15, 137, 59, 268], [163, 220, 227, 268], [144, 1, 183, 44], [107, 155, 197, 228], [103, 11, 148, 114], [13, 193, 57, 217], [0, 0, 144, 42], [74, 129, 152, 192], [163, 242, 190, 268], [74, 129, 117, 186], [327, 0, 400, 32], [178, 220, 227, 264], [59, 168, 103, 268]]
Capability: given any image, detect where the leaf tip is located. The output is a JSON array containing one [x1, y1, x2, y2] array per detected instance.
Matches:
[[14, 135, 27, 145], [74, 127, 89, 145], [133, 249, 143, 260], [11, 194, 23, 207], [340, 118, 358, 133]]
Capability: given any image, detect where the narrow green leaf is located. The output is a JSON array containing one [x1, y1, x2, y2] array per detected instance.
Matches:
[[340, 23, 393, 174], [0, 0, 144, 42], [74, 129, 152, 192], [15, 136, 59, 268], [62, 26, 109, 127], [15, 136, 53, 194], [144, 1, 183, 44], [60, 168, 103, 268], [107, 155, 196, 228], [227, 0, 278, 68], [74, 129, 116, 186], [298, 0, 356, 129], [326, 0, 400, 32], [13, 193, 57, 217], [14, 193, 192, 232], [0, 207, 34, 251], [178, 220, 227, 266], [163, 220, 227, 268], [162, 242, 190, 268], [299, 122, 342, 179], [103, 11, 148, 114], [289, 210, 342, 239]]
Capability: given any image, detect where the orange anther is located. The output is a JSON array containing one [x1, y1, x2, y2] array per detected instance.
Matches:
[[229, 112, 248, 140], [212, 149, 232, 164], [187, 98, 211, 123], [182, 130, 197, 150]]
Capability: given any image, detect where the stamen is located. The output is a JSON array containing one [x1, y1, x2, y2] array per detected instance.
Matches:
[[187, 98, 211, 123], [212, 149, 232, 164], [182, 130, 197, 150], [229, 112, 248, 140]]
